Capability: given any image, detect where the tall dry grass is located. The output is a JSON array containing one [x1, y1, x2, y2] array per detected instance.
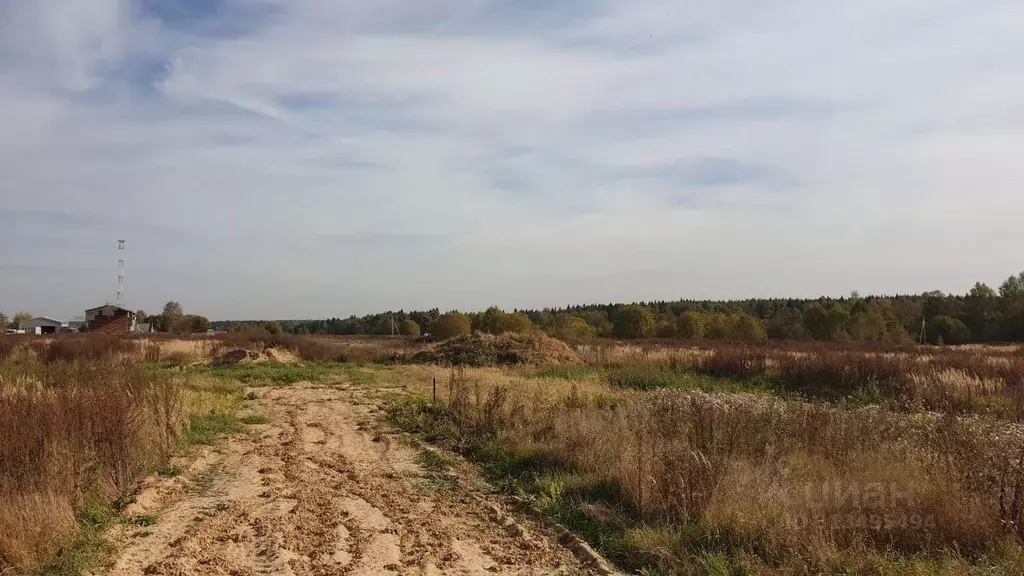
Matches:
[[0, 360, 185, 572], [393, 367, 1024, 573], [578, 341, 1024, 418]]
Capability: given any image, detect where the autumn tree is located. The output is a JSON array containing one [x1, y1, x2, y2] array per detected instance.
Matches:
[[431, 312, 472, 339], [13, 312, 32, 329], [400, 319, 421, 337], [613, 305, 655, 339], [675, 311, 703, 340]]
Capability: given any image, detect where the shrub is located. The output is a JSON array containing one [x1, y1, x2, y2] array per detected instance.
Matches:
[[400, 319, 421, 337], [614, 306, 655, 340], [432, 313, 472, 340], [677, 311, 705, 340], [0, 361, 185, 571], [545, 314, 598, 342], [264, 321, 283, 336], [929, 315, 971, 345], [729, 314, 768, 341]]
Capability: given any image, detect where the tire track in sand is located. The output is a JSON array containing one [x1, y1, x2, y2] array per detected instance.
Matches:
[[103, 382, 598, 575]]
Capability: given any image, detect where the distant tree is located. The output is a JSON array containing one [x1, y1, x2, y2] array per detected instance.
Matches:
[[544, 314, 597, 341], [150, 314, 171, 332], [431, 313, 472, 339], [999, 272, 1024, 301], [264, 321, 283, 335], [677, 311, 706, 340], [174, 314, 211, 334], [476, 307, 534, 335], [13, 312, 32, 329], [400, 319, 421, 337], [409, 309, 440, 334], [964, 282, 1000, 341], [494, 312, 534, 334], [729, 314, 768, 341], [803, 303, 848, 341], [0, 312, 8, 330], [162, 302, 183, 318], [613, 305, 655, 339], [847, 308, 888, 342], [928, 315, 970, 345], [135, 310, 148, 324], [655, 321, 678, 338]]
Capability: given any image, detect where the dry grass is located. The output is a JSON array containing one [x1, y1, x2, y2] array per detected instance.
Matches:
[[388, 365, 1024, 574], [577, 341, 1024, 418], [0, 360, 186, 572]]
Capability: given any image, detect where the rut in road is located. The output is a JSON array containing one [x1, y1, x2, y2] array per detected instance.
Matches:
[[104, 382, 603, 576]]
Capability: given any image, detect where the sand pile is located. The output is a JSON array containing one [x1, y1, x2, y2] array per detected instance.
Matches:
[[430, 332, 581, 367], [211, 347, 299, 367]]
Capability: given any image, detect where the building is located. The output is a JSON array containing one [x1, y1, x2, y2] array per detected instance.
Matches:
[[21, 317, 63, 335], [134, 323, 153, 334], [86, 305, 135, 334], [67, 317, 87, 332]]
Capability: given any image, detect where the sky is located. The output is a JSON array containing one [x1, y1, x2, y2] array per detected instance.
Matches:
[[2, 0, 1023, 320]]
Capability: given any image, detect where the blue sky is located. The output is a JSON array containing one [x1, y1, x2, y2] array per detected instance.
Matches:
[[2, 0, 1023, 320]]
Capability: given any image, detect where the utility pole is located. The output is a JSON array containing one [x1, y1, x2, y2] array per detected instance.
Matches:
[[117, 240, 126, 306]]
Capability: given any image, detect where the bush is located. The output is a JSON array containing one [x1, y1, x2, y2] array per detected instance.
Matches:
[[545, 314, 598, 341], [264, 321, 283, 336], [0, 361, 185, 571], [400, 319, 421, 337], [677, 311, 705, 340], [431, 313, 472, 340], [929, 315, 971, 345], [613, 305, 655, 339]]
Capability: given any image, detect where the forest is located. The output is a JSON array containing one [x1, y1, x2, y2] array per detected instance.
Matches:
[[212, 270, 1024, 345]]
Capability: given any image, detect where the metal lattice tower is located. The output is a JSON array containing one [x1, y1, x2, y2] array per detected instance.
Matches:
[[117, 240, 125, 305]]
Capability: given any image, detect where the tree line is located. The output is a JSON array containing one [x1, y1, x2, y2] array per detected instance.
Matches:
[[207, 270, 1024, 344]]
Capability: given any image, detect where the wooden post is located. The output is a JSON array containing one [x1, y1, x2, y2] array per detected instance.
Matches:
[[433, 377, 437, 403]]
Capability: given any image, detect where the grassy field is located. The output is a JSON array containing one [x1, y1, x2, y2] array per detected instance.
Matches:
[[4, 333, 1024, 575], [0, 343, 255, 574]]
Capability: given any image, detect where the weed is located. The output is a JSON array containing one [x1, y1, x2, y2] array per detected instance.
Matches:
[[240, 415, 268, 425], [156, 466, 183, 478], [122, 514, 156, 527], [180, 413, 243, 446]]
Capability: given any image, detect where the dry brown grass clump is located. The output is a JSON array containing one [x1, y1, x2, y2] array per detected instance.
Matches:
[[392, 366, 1024, 573], [577, 340, 1024, 418], [428, 332, 581, 366], [0, 360, 185, 572]]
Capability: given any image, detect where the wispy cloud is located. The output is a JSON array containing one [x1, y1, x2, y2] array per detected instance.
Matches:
[[2, 0, 1023, 318]]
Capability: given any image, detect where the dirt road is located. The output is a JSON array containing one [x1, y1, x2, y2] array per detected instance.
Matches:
[[104, 382, 603, 576]]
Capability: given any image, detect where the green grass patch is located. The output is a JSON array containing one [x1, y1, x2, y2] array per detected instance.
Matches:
[[156, 465, 183, 478], [180, 413, 244, 446], [194, 362, 347, 385], [606, 365, 759, 393], [526, 364, 605, 380], [121, 514, 156, 527], [35, 503, 116, 576], [240, 414, 268, 425]]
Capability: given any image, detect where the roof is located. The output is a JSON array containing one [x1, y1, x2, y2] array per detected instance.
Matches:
[[25, 316, 63, 324], [85, 305, 134, 314]]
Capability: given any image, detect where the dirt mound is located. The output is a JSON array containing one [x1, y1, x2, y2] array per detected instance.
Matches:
[[430, 332, 581, 367], [211, 347, 299, 367]]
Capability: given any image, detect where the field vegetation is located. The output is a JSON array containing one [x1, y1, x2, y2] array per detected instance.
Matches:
[[5, 323, 1024, 575]]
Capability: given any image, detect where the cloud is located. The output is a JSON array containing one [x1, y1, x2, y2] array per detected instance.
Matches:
[[2, 0, 1023, 319]]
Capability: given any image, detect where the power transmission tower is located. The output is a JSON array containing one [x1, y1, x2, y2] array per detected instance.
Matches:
[[117, 240, 126, 306]]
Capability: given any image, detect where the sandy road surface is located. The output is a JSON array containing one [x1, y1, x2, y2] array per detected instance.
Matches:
[[104, 382, 602, 576]]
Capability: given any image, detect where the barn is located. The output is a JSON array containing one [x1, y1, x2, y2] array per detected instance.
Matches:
[[21, 317, 64, 335], [86, 305, 135, 334]]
